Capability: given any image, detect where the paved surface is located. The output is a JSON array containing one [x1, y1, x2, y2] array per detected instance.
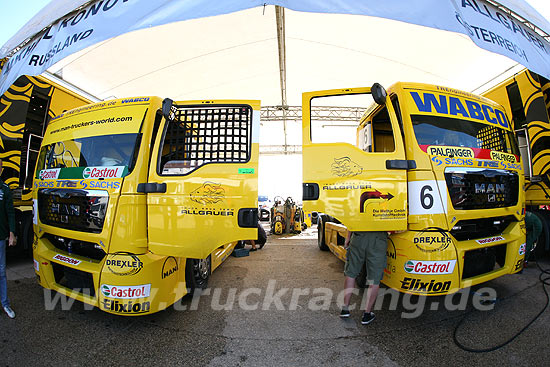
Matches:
[[1, 226, 550, 366]]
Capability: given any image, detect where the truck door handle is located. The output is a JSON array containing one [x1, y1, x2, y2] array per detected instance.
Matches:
[[137, 183, 167, 193], [386, 159, 417, 170], [238, 208, 258, 228], [303, 183, 319, 200]]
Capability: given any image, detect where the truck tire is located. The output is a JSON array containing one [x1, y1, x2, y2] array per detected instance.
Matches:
[[533, 210, 550, 259], [317, 215, 329, 251], [20, 212, 34, 257], [185, 256, 211, 293]]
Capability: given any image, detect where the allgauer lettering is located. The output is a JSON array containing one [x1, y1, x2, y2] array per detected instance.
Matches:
[[181, 209, 234, 216], [428, 146, 474, 158]]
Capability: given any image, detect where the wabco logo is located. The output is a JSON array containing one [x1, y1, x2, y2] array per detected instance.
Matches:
[[474, 183, 505, 194], [476, 236, 505, 245], [101, 284, 151, 299], [404, 260, 456, 275], [39, 169, 60, 180], [410, 91, 509, 128], [83, 166, 123, 179]]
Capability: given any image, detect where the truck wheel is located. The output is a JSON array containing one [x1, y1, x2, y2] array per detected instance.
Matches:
[[185, 256, 211, 293], [317, 215, 329, 251]]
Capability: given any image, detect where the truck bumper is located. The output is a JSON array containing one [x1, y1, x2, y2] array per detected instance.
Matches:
[[33, 236, 188, 315], [383, 221, 525, 295]]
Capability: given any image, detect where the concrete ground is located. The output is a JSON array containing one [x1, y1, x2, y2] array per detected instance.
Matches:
[[1, 225, 549, 367]]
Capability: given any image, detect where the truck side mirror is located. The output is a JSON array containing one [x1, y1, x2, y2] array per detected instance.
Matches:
[[372, 83, 387, 105], [162, 98, 174, 120]]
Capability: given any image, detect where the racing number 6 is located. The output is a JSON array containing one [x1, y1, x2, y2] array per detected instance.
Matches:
[[420, 185, 434, 210]]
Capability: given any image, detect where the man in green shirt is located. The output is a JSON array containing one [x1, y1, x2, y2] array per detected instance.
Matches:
[[0, 159, 16, 318]]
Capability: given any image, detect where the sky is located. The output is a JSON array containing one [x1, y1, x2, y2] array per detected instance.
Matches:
[[1, 0, 550, 49]]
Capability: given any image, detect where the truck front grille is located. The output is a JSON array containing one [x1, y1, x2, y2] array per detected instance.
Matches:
[[45, 234, 106, 261], [450, 216, 515, 241], [38, 188, 108, 233], [52, 262, 95, 297], [444, 168, 518, 210], [462, 243, 506, 279]]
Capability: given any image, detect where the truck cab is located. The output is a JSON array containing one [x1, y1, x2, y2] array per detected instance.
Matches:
[[303, 83, 525, 295], [32, 97, 260, 315]]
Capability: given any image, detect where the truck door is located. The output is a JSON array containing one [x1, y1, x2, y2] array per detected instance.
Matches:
[[302, 86, 408, 231], [145, 100, 260, 259]]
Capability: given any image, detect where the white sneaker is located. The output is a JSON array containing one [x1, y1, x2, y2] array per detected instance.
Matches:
[[4, 306, 15, 319]]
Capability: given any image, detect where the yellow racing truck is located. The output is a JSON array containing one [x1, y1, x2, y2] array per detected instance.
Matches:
[[32, 97, 260, 315], [482, 69, 550, 255], [0, 73, 94, 255], [303, 83, 525, 295]]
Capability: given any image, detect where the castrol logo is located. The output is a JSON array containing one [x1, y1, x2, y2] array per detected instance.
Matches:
[[39, 169, 60, 180], [404, 260, 456, 275], [82, 166, 124, 179]]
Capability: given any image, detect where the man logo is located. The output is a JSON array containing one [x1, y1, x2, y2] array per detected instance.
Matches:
[[161, 257, 179, 279]]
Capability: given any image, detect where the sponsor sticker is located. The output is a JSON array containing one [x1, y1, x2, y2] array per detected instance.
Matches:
[[476, 236, 505, 245], [101, 284, 151, 299], [519, 243, 526, 256], [428, 146, 474, 158], [161, 257, 179, 279], [105, 253, 143, 276], [490, 151, 517, 163], [39, 169, 60, 180], [82, 166, 125, 179], [101, 299, 151, 314], [53, 254, 81, 266], [238, 168, 255, 174], [403, 260, 456, 275], [400, 277, 452, 294], [413, 232, 452, 253]]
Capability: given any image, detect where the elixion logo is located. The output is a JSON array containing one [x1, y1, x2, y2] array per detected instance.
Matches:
[[102, 299, 151, 314]]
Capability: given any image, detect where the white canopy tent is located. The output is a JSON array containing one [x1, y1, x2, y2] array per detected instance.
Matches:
[[1, 0, 549, 199]]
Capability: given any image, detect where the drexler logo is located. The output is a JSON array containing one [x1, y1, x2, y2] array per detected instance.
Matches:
[[404, 260, 456, 275], [105, 253, 143, 276], [82, 166, 124, 179]]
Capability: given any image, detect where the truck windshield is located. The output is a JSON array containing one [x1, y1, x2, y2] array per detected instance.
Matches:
[[35, 133, 141, 173], [411, 115, 519, 156]]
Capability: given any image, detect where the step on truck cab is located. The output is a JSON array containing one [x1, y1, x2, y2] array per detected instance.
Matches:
[[302, 83, 525, 295], [32, 97, 260, 315]]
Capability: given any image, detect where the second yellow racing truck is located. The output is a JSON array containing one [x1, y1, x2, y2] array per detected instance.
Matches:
[[303, 83, 526, 295], [32, 97, 260, 315]]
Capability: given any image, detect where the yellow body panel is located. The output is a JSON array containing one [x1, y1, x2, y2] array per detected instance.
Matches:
[[306, 83, 525, 296], [33, 97, 260, 315], [482, 69, 550, 206]]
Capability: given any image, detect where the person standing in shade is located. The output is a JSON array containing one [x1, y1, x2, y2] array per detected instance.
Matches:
[[0, 159, 16, 318], [340, 230, 388, 325], [525, 211, 543, 265]]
